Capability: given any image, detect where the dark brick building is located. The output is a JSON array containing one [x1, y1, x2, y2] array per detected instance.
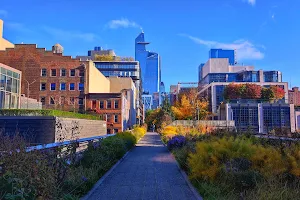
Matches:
[[0, 44, 88, 111]]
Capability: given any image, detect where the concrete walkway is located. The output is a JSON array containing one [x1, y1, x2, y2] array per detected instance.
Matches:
[[85, 132, 200, 200]]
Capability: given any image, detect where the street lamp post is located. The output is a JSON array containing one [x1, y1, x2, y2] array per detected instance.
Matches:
[[24, 79, 36, 109]]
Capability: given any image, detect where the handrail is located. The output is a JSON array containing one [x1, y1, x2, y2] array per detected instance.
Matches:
[[26, 134, 116, 152]]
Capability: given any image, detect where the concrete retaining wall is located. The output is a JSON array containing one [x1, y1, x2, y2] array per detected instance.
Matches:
[[55, 117, 107, 142], [0, 116, 107, 144], [20, 96, 42, 109]]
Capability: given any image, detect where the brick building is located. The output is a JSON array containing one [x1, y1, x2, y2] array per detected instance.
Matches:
[[87, 90, 133, 133], [289, 87, 300, 106], [0, 44, 89, 111]]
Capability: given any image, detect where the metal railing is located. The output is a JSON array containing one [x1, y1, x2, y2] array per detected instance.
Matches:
[[26, 134, 116, 152]]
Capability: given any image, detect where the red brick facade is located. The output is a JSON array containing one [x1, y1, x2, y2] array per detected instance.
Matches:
[[86, 93, 124, 133], [289, 87, 300, 106], [0, 44, 88, 111]]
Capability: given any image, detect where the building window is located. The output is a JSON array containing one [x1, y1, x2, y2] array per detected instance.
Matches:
[[70, 69, 76, 77], [79, 70, 84, 77], [50, 83, 56, 91], [78, 83, 84, 91], [51, 69, 56, 77], [50, 97, 55, 105], [107, 100, 111, 109], [40, 97, 45, 105], [69, 83, 75, 91], [69, 97, 75, 105], [114, 129, 118, 133], [41, 69, 47, 77], [100, 100, 104, 109], [92, 100, 97, 109], [60, 69, 66, 77], [114, 100, 119, 109], [107, 129, 111, 134], [60, 96, 65, 105], [40, 83, 46, 91], [107, 114, 111, 122], [60, 83, 66, 91], [78, 98, 83, 105], [114, 115, 118, 123]]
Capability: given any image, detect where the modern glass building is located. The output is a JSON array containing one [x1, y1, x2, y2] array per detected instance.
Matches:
[[0, 63, 21, 109], [202, 70, 281, 84], [135, 32, 161, 95], [225, 103, 295, 133], [198, 51, 287, 114], [209, 49, 236, 65], [94, 61, 140, 81]]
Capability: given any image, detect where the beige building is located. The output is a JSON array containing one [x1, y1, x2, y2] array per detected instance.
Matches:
[[0, 19, 14, 50], [85, 66, 138, 131], [85, 61, 110, 94]]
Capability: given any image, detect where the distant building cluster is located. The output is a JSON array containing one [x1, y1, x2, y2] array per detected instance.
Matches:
[[1, 16, 300, 134], [0, 19, 166, 133], [168, 48, 299, 133]]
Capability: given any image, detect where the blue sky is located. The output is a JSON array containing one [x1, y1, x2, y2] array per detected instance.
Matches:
[[1, 0, 300, 91]]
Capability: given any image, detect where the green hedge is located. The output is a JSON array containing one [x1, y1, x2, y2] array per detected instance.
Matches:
[[0, 126, 147, 199], [0, 109, 101, 120]]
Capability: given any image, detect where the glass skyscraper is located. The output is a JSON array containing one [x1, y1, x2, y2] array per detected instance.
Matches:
[[209, 49, 236, 65], [135, 32, 161, 95]]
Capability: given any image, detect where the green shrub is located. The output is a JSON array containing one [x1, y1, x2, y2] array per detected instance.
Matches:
[[116, 131, 137, 150], [0, 128, 139, 199], [101, 136, 127, 159], [173, 146, 190, 172], [0, 109, 101, 120]]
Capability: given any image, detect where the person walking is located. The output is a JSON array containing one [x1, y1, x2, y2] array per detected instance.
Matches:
[[152, 124, 156, 132]]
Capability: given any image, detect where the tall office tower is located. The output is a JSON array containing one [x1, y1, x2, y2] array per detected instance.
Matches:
[[198, 63, 205, 83], [209, 49, 236, 65], [135, 31, 161, 110], [135, 31, 161, 95]]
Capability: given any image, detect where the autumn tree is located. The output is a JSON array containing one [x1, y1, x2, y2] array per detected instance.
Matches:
[[145, 108, 164, 130], [224, 83, 243, 100], [243, 84, 262, 99], [172, 95, 193, 120], [261, 88, 274, 101], [224, 84, 262, 100], [171, 94, 209, 120], [270, 86, 285, 100], [95, 54, 116, 61]]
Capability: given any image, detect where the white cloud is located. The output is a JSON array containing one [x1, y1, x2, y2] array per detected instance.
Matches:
[[42, 26, 97, 42], [180, 34, 264, 60], [107, 18, 140, 29], [0, 10, 8, 17], [244, 0, 256, 6], [248, 0, 256, 6], [6, 22, 33, 33]]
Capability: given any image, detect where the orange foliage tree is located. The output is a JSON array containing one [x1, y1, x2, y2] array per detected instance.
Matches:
[[270, 86, 285, 100], [172, 93, 209, 120]]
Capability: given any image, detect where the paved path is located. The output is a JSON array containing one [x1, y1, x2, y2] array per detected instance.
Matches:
[[86, 132, 199, 200]]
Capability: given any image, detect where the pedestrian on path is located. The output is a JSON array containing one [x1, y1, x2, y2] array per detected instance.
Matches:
[[152, 124, 155, 132]]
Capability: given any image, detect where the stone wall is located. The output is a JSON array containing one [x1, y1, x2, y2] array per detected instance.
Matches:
[[170, 120, 235, 129], [55, 117, 107, 142], [0, 116, 107, 144]]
